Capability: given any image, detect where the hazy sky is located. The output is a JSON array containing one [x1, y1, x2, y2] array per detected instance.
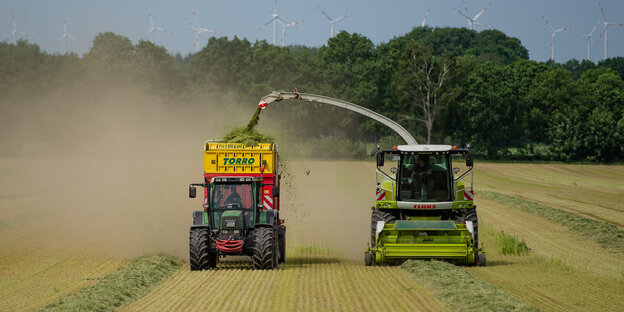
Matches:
[[1, 0, 623, 63]]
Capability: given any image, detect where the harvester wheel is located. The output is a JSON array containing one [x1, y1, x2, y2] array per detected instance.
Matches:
[[477, 253, 486, 266], [371, 210, 396, 248], [454, 209, 479, 248], [278, 225, 286, 264], [253, 227, 277, 270], [189, 227, 217, 271], [365, 252, 374, 266]]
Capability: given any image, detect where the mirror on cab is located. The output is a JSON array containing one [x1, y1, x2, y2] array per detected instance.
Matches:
[[189, 186, 197, 198], [377, 152, 385, 167], [453, 167, 460, 174], [465, 152, 473, 167], [272, 186, 280, 197]]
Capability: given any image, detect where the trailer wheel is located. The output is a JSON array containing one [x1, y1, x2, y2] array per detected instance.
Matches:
[[278, 225, 286, 264], [477, 253, 486, 266], [371, 210, 396, 248], [189, 228, 217, 271], [365, 252, 374, 266], [253, 227, 277, 270]]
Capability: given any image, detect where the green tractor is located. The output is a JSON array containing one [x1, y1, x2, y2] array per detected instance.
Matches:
[[187, 142, 284, 270], [364, 145, 485, 266]]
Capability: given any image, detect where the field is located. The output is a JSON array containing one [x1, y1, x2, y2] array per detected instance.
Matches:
[[1, 158, 623, 311]]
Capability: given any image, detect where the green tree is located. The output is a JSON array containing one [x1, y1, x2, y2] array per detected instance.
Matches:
[[392, 42, 460, 143]]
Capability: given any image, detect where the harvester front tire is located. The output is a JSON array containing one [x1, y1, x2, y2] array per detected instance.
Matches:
[[371, 210, 396, 248], [189, 228, 217, 271], [365, 252, 374, 266], [253, 227, 278, 270], [477, 253, 486, 266], [454, 209, 479, 248], [278, 225, 286, 264]]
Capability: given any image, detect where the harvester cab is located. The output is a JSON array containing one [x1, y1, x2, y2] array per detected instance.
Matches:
[[366, 144, 485, 266], [187, 142, 285, 270]]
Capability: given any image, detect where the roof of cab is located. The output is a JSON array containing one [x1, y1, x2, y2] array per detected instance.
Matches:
[[396, 145, 453, 152]]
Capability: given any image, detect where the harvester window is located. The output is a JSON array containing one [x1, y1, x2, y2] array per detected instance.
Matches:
[[400, 153, 451, 202]]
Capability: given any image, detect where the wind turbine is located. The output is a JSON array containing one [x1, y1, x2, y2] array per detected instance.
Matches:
[[186, 5, 217, 52], [280, 20, 303, 47], [4, 9, 29, 42], [579, 21, 600, 60], [543, 16, 570, 62], [316, 6, 353, 38], [596, 1, 624, 60], [452, 1, 491, 30], [51, 15, 80, 54], [259, 0, 289, 45], [421, 9, 430, 27], [145, 7, 172, 43]]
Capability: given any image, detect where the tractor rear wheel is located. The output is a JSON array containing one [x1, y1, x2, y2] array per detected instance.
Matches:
[[189, 227, 217, 271], [371, 209, 396, 248], [278, 225, 286, 264], [253, 227, 278, 270]]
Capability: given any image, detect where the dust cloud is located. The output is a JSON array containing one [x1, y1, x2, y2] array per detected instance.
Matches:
[[0, 77, 376, 261]]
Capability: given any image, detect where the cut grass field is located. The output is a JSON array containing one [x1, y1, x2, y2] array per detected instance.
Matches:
[[41, 255, 181, 312], [476, 163, 624, 227], [2, 158, 624, 311]]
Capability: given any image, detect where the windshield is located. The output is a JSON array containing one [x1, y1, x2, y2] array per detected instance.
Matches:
[[212, 183, 254, 210], [399, 153, 451, 202]]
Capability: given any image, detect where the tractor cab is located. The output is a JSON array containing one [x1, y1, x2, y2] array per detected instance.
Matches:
[[209, 178, 260, 230]]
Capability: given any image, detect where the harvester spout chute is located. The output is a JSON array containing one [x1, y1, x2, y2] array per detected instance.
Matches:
[[259, 91, 418, 145]]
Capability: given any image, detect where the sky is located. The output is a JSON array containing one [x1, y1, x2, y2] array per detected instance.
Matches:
[[1, 0, 623, 63]]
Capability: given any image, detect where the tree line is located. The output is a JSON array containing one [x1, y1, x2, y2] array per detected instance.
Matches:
[[1, 27, 623, 162]]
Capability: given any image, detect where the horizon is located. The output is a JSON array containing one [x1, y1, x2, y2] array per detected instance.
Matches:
[[1, 0, 624, 63]]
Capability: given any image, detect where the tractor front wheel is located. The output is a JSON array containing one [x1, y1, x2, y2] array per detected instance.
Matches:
[[189, 227, 217, 271], [253, 227, 278, 270]]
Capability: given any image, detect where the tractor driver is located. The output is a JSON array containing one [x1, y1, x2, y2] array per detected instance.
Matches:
[[225, 185, 243, 208], [411, 154, 435, 199]]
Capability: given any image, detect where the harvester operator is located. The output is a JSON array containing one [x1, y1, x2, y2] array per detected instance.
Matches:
[[411, 155, 435, 199]]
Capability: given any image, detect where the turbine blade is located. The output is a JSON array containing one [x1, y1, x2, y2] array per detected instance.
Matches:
[[473, 3, 491, 21], [192, 5, 201, 27], [259, 18, 274, 30], [453, 7, 472, 20], [422, 9, 430, 27], [589, 20, 600, 35], [597, 1, 608, 21], [542, 16, 554, 31], [317, 6, 332, 21]]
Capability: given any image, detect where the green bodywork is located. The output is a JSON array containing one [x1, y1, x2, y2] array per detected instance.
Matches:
[[367, 220, 477, 264], [366, 149, 483, 265]]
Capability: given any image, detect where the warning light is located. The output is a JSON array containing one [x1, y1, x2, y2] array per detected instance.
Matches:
[[392, 146, 397, 150], [452, 146, 457, 149]]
